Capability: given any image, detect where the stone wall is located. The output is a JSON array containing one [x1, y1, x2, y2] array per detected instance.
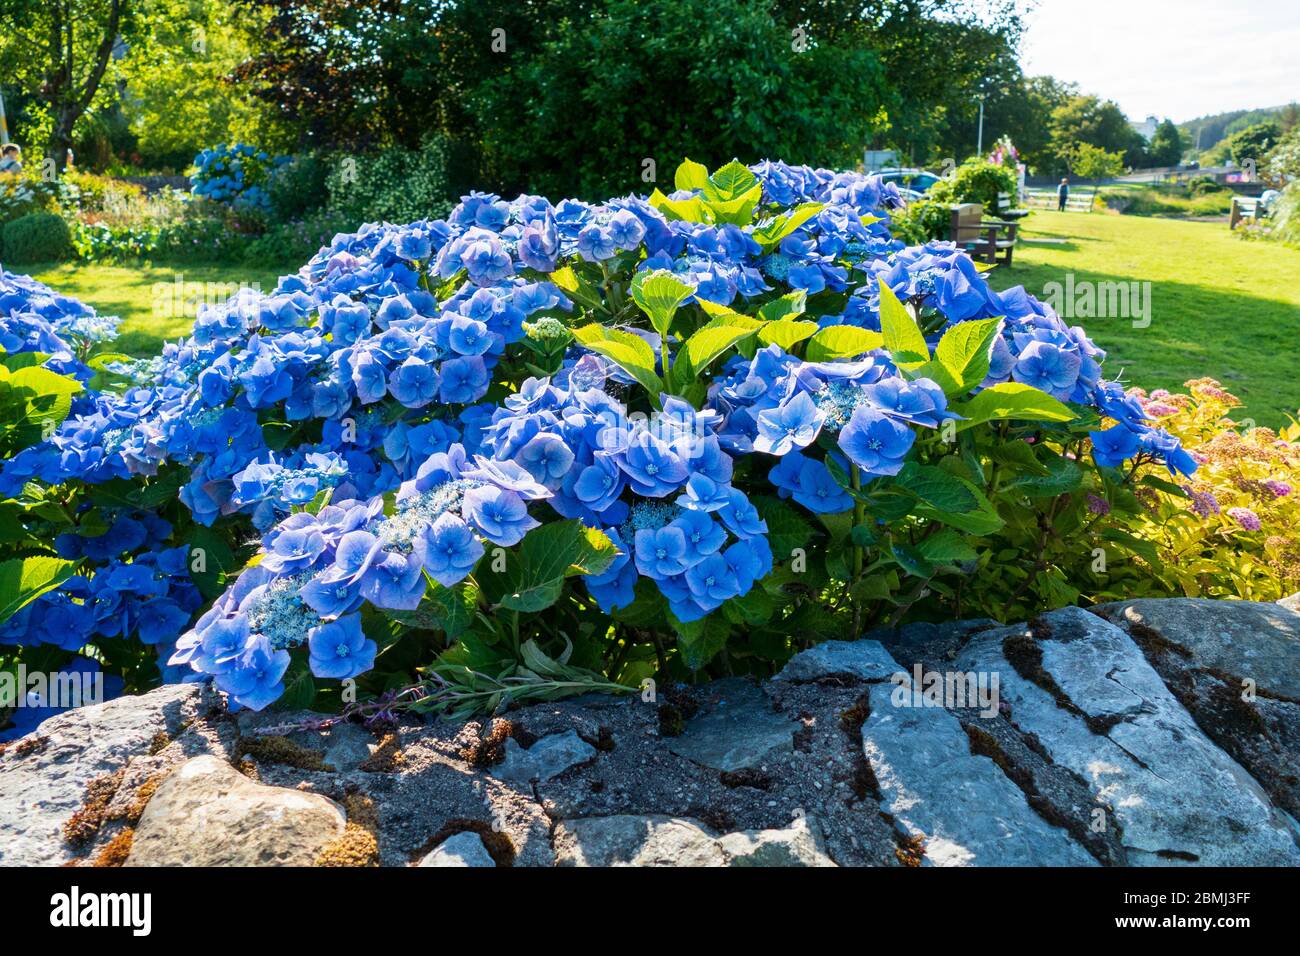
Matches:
[[2, 598, 1297, 867]]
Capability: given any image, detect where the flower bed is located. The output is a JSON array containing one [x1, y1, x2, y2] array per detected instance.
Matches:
[[3, 157, 1266, 729]]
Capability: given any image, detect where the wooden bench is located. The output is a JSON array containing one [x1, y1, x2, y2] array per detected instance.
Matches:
[[995, 191, 1030, 220], [949, 203, 1017, 266], [1230, 196, 1264, 229]]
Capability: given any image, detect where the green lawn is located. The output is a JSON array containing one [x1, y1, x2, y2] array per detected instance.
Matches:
[[987, 211, 1300, 427], [29, 260, 297, 357], [21, 213, 1300, 427]]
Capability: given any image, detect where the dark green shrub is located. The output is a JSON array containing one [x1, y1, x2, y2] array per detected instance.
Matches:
[[242, 210, 355, 265], [889, 199, 951, 244], [325, 136, 461, 226], [155, 213, 255, 264], [1, 212, 74, 263], [269, 154, 331, 222], [928, 159, 1018, 212]]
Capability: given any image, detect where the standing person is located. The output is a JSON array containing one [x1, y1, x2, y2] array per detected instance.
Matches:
[[0, 144, 22, 174], [1057, 177, 1070, 212]]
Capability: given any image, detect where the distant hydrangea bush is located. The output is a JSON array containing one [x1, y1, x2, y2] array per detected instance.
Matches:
[[1, 157, 1218, 722], [190, 144, 290, 212]]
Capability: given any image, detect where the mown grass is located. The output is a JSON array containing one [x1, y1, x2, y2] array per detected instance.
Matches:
[[28, 260, 297, 356], [988, 210, 1300, 427]]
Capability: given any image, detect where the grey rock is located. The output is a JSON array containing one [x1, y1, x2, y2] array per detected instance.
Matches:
[[418, 831, 496, 867], [127, 755, 346, 866], [492, 730, 597, 785], [862, 685, 1097, 866], [667, 679, 798, 772], [776, 639, 901, 683], [0, 683, 213, 866], [716, 815, 838, 866], [1093, 598, 1300, 698], [1094, 597, 1300, 821], [552, 813, 836, 867], [321, 724, 376, 772], [1278, 592, 1300, 613], [955, 607, 1300, 866]]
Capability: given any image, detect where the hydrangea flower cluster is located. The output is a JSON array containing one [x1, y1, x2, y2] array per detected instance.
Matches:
[[168, 445, 555, 708], [463, 355, 773, 621], [190, 144, 290, 211], [0, 511, 203, 672], [709, 345, 953, 508], [0, 268, 120, 380]]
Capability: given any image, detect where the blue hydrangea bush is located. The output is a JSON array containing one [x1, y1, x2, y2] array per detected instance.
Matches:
[[190, 144, 290, 212], [0, 159, 1199, 724]]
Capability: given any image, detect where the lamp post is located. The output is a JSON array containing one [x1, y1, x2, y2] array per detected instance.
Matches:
[[976, 94, 986, 157]]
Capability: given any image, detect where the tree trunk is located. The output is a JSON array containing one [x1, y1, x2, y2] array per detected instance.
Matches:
[[46, 113, 77, 173], [42, 0, 123, 173]]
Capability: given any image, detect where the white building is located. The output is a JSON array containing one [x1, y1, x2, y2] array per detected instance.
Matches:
[[1130, 115, 1159, 142]]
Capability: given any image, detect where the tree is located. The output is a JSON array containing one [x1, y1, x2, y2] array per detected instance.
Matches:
[[229, 0, 595, 152], [473, 0, 892, 198], [1279, 103, 1300, 134], [1264, 128, 1300, 187], [226, 0, 1027, 182], [0, 0, 129, 170], [1146, 119, 1184, 168], [1048, 94, 1147, 169], [1062, 142, 1124, 181], [963, 74, 1075, 174], [780, 0, 1026, 165], [119, 1, 277, 169], [1222, 121, 1282, 168]]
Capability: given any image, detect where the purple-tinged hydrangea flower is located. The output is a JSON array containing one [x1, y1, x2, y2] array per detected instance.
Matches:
[[308, 614, 376, 679]]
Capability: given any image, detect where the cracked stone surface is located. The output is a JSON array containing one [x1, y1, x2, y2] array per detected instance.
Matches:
[[491, 730, 597, 785], [776, 638, 901, 683], [3, 597, 1297, 867], [858, 641, 1097, 867], [1093, 598, 1300, 699], [666, 679, 800, 772], [1094, 598, 1300, 819], [954, 607, 1300, 866]]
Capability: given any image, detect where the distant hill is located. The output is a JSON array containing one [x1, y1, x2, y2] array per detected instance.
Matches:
[[1179, 105, 1296, 153]]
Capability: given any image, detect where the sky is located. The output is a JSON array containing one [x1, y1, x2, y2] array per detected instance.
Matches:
[[1017, 0, 1300, 123]]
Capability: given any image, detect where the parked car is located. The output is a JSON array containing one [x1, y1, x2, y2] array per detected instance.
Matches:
[[874, 167, 944, 201]]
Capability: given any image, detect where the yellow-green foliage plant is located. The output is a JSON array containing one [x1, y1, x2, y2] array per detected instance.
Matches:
[[1127, 378, 1300, 601]]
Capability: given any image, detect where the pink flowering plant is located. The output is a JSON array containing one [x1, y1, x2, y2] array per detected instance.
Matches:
[[1120, 379, 1300, 601]]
